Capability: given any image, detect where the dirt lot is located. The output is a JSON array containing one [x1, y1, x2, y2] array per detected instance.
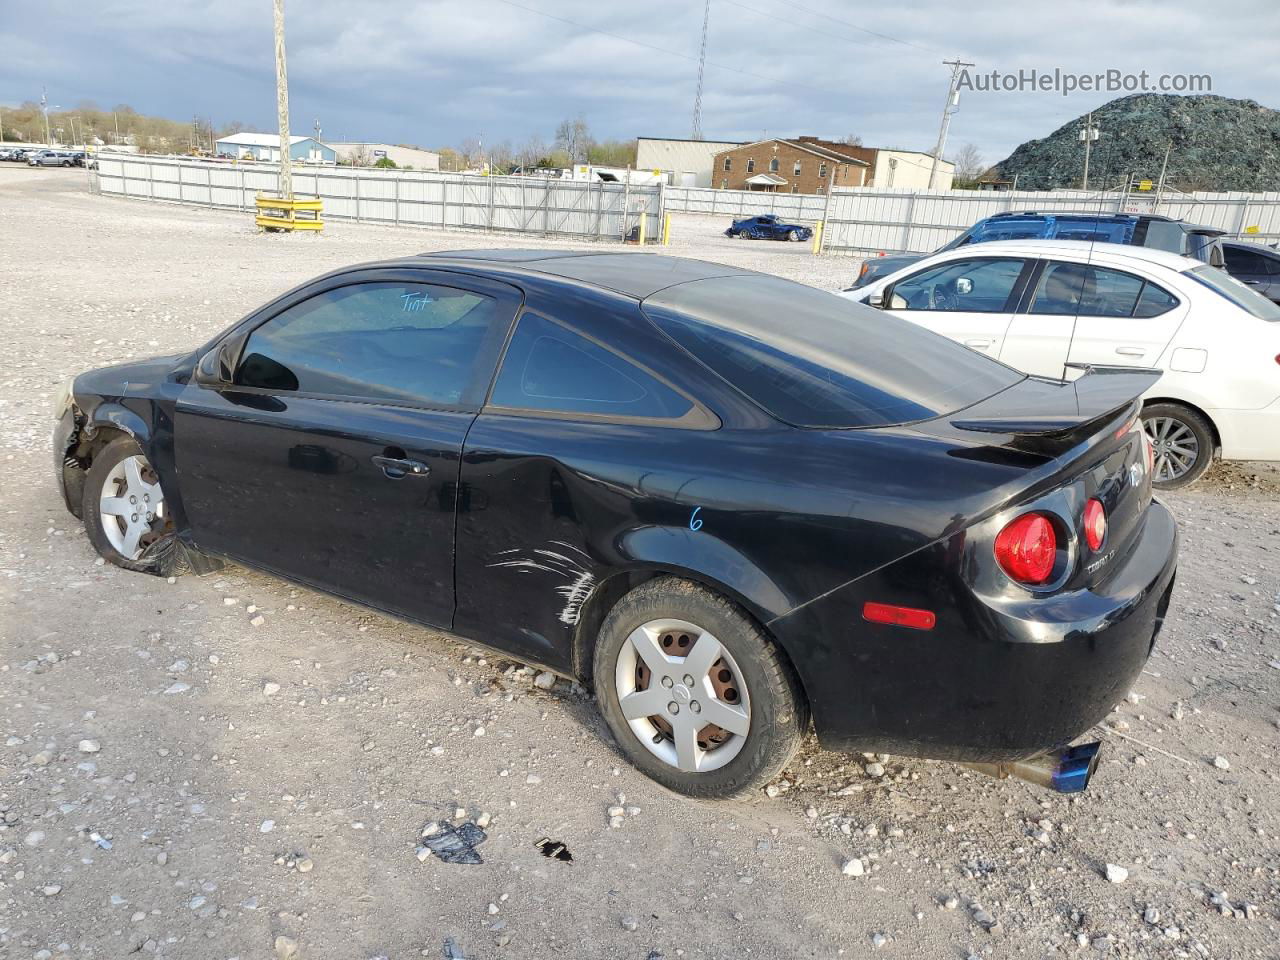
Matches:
[[2, 165, 1278, 960]]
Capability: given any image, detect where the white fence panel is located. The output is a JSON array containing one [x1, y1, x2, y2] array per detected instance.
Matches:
[[664, 186, 828, 221], [94, 156, 664, 242]]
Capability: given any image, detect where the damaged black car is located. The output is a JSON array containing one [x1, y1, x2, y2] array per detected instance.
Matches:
[[52, 251, 1178, 798]]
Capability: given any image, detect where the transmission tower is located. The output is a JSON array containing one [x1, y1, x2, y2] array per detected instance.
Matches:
[[691, 0, 710, 140]]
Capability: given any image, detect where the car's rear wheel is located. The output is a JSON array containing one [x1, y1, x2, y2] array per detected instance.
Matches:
[[81, 437, 172, 571], [593, 578, 807, 797], [1142, 402, 1215, 489]]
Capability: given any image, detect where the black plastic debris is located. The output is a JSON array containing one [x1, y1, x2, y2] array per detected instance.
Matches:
[[421, 822, 487, 865], [534, 837, 572, 862]]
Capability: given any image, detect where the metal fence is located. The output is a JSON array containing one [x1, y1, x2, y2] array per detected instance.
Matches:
[[93, 156, 665, 241], [664, 185, 828, 221], [666, 181, 1280, 255], [820, 186, 1280, 255]]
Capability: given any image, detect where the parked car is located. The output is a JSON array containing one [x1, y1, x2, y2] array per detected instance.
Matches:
[[53, 252, 1177, 797], [849, 212, 1227, 289], [725, 214, 812, 242], [841, 239, 1280, 488], [28, 150, 76, 167], [1222, 240, 1280, 304], [7, 148, 40, 162], [0, 147, 16, 161]]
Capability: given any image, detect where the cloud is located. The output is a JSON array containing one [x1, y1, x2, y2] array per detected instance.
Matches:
[[1, 0, 1274, 158]]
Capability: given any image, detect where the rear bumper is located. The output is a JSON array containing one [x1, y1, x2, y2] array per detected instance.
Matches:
[[1211, 397, 1280, 462], [775, 500, 1179, 763]]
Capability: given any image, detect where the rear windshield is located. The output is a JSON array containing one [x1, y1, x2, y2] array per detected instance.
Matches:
[[1186, 264, 1280, 321], [642, 275, 1024, 428]]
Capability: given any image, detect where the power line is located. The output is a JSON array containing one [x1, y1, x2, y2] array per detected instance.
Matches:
[[766, 0, 938, 52], [488, 0, 835, 98], [720, 0, 882, 49]]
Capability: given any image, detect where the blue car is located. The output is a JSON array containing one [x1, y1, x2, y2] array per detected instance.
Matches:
[[725, 214, 812, 242]]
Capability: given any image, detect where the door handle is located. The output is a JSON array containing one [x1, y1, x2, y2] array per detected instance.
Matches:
[[1115, 347, 1145, 357], [964, 338, 993, 349], [371, 455, 430, 479], [1243, 279, 1261, 285]]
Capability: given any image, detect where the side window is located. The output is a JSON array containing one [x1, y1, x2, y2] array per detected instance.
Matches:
[[236, 281, 499, 406], [490, 312, 694, 421], [888, 258, 1026, 313], [1029, 263, 1179, 318], [1225, 247, 1269, 275]]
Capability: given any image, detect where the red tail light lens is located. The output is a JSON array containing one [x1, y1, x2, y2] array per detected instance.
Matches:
[[994, 513, 1057, 585], [1083, 498, 1107, 551]]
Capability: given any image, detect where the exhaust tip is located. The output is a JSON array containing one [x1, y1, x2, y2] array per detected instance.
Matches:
[[1049, 741, 1101, 793]]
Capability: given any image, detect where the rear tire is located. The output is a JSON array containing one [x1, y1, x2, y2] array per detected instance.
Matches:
[[1142, 402, 1215, 489], [593, 577, 807, 798]]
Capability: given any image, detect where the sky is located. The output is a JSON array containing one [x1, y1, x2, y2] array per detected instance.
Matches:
[[2, 0, 1277, 165]]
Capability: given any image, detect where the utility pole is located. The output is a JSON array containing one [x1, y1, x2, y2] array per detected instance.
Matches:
[[272, 0, 293, 198], [691, 0, 710, 140], [1078, 112, 1100, 190], [928, 59, 973, 189], [313, 118, 321, 144], [41, 88, 52, 146]]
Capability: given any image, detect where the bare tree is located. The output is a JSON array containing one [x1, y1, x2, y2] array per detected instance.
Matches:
[[950, 142, 985, 181], [554, 115, 591, 165], [838, 134, 862, 146]]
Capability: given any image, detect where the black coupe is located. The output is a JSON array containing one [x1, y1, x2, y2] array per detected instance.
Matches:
[[53, 252, 1178, 797]]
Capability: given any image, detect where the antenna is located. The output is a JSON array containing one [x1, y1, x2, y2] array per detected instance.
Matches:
[[691, 0, 710, 140]]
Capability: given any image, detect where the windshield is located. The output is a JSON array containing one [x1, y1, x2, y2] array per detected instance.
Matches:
[[1186, 264, 1280, 321], [642, 275, 1024, 429]]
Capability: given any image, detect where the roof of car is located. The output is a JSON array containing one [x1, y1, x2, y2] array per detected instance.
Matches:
[[927, 238, 1202, 272], [415, 250, 756, 298]]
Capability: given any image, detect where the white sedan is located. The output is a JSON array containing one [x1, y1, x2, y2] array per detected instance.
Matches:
[[840, 239, 1280, 488]]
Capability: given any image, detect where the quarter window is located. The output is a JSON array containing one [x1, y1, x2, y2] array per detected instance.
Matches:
[[889, 258, 1026, 313], [490, 312, 694, 421], [235, 281, 499, 406]]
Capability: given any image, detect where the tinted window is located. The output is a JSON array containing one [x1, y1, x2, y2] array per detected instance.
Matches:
[[1187, 265, 1280, 321], [490, 312, 694, 421], [890, 258, 1025, 313], [1030, 262, 1178, 318], [1225, 246, 1272, 275], [1028, 261, 1092, 315], [643, 275, 1023, 429], [236, 281, 499, 405]]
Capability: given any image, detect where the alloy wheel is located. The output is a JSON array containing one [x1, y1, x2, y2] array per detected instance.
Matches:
[[98, 455, 166, 560], [1144, 416, 1200, 484], [613, 618, 751, 773]]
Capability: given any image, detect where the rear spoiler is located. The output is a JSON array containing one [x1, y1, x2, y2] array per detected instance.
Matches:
[[949, 367, 1160, 442]]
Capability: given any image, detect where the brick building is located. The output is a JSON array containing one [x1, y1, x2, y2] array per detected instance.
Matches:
[[712, 136, 955, 192], [712, 137, 870, 193]]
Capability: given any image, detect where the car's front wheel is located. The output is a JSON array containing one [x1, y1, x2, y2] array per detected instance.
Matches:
[[787, 229, 805, 241], [1142, 402, 1215, 489], [593, 578, 807, 797], [81, 437, 173, 571]]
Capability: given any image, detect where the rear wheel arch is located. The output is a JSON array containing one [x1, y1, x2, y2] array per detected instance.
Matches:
[[571, 565, 810, 706], [1141, 396, 1220, 449]]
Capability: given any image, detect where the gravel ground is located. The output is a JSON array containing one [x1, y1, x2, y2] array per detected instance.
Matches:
[[2, 165, 1278, 960]]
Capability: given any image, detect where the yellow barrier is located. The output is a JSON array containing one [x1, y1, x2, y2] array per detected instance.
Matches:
[[639, 215, 646, 245], [662, 213, 671, 246], [255, 194, 324, 232], [811, 221, 825, 255]]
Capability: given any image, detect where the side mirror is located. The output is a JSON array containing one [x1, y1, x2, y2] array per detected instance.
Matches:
[[867, 292, 884, 308], [954, 277, 974, 295], [195, 340, 238, 388]]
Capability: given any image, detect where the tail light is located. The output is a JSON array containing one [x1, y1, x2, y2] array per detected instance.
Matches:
[[1141, 424, 1154, 476], [1083, 498, 1107, 550], [994, 513, 1057, 585]]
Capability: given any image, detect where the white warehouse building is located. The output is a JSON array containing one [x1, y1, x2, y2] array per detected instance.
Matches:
[[635, 136, 745, 187], [327, 142, 441, 170]]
